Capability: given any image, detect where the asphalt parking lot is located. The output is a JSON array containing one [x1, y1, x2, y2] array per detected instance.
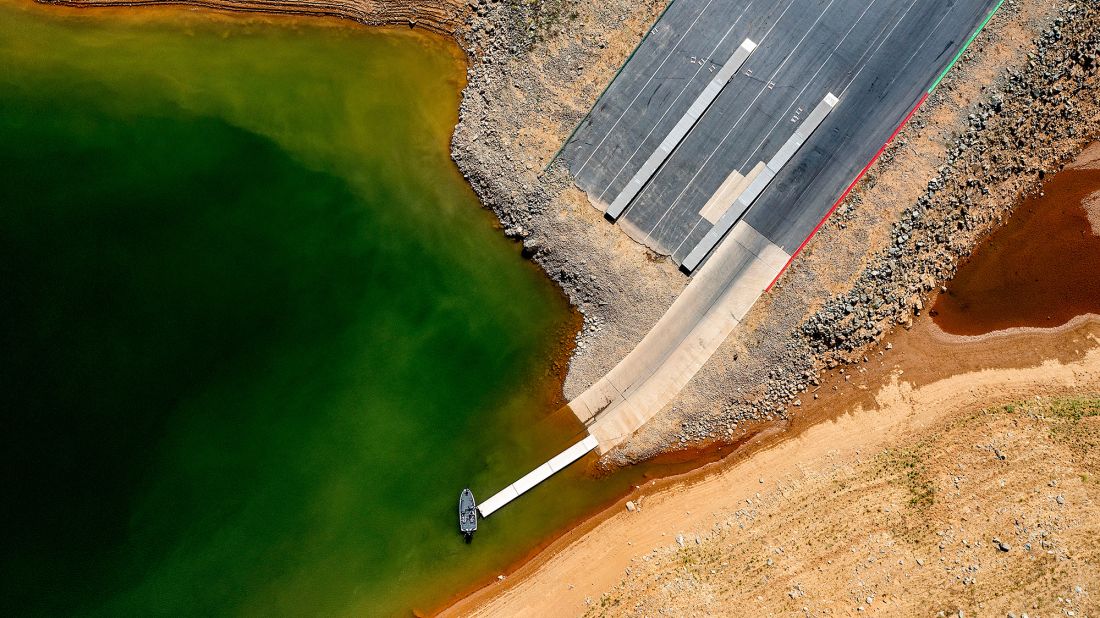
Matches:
[[561, 0, 1001, 267]]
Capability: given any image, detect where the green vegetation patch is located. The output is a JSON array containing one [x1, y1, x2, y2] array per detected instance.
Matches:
[[876, 446, 936, 509]]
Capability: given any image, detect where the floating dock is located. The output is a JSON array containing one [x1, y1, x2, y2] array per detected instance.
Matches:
[[477, 434, 599, 518]]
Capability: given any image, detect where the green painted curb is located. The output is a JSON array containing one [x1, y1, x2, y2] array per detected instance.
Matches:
[[927, 0, 1005, 93]]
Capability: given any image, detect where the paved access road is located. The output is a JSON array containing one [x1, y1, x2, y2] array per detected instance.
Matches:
[[561, 0, 1000, 267]]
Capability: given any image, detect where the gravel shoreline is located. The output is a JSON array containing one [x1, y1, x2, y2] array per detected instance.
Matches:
[[448, 0, 683, 401]]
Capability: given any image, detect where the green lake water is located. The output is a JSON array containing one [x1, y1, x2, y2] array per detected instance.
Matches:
[[0, 2, 653, 615]]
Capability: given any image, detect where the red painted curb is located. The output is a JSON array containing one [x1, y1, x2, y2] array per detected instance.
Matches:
[[765, 91, 930, 292]]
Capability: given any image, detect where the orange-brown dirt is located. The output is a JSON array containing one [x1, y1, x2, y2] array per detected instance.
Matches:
[[447, 314, 1100, 616]]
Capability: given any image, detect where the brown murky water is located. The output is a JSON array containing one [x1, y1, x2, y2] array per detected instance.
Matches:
[[932, 154, 1100, 336]]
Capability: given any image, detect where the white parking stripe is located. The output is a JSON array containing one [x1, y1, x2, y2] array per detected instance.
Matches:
[[652, 0, 879, 249], [574, 0, 726, 177], [609, 0, 802, 210], [605, 39, 758, 221], [680, 93, 838, 273], [875, 1, 958, 96], [650, 0, 841, 256], [737, 0, 880, 171], [594, 1, 764, 202], [838, 0, 923, 99]]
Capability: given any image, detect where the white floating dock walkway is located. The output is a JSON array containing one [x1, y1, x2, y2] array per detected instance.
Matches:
[[605, 39, 758, 221], [477, 434, 600, 518], [681, 92, 839, 273]]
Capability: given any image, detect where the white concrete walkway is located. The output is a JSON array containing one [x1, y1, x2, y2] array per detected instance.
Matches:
[[570, 220, 789, 453]]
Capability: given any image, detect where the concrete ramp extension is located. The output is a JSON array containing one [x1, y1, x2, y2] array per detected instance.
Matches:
[[478, 435, 599, 518], [570, 221, 789, 453]]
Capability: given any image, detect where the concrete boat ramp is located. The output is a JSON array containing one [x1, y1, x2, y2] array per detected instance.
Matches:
[[476, 0, 1007, 520]]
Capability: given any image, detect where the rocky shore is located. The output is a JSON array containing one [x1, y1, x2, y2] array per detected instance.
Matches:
[[800, 5, 1099, 356], [448, 0, 683, 399]]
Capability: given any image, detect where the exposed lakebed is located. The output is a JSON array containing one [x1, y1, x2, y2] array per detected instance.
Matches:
[[0, 2, 664, 615], [932, 145, 1100, 336]]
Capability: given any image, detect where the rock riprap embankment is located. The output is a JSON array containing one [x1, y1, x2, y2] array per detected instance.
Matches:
[[801, 6, 1098, 358]]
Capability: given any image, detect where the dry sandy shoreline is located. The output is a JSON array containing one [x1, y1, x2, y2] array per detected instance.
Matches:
[[447, 315, 1100, 615]]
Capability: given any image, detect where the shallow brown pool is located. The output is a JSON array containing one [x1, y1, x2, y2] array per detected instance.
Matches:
[[931, 148, 1100, 336]]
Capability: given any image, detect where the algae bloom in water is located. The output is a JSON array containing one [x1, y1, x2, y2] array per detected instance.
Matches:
[[0, 2, 611, 615]]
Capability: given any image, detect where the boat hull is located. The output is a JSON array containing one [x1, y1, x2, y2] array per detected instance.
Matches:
[[458, 488, 477, 540]]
